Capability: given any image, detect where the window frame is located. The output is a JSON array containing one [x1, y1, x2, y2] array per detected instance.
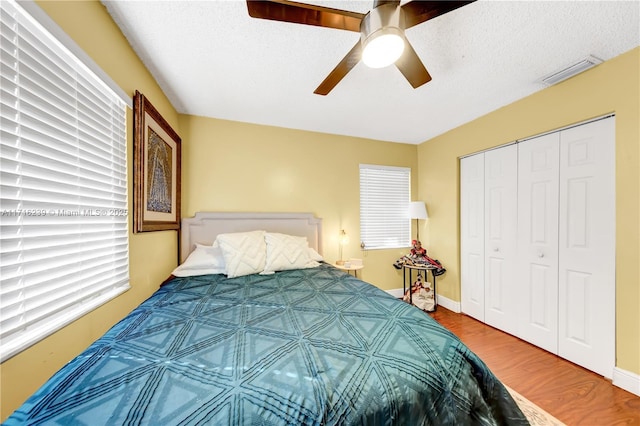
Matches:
[[0, 0, 130, 362], [359, 164, 412, 250]]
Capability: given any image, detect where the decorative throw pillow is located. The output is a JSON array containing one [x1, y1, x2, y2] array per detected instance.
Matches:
[[171, 243, 226, 277], [216, 230, 267, 278], [263, 232, 320, 273]]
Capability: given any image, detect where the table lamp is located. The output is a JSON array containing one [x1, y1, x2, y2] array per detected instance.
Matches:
[[336, 229, 349, 265], [409, 201, 428, 241]]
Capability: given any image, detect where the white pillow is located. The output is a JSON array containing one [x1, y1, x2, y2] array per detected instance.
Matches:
[[307, 247, 324, 262], [263, 232, 320, 273], [216, 230, 267, 278], [172, 243, 225, 277]]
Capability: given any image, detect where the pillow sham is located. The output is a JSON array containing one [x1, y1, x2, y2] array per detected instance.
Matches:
[[171, 243, 225, 277], [216, 230, 267, 278], [263, 232, 320, 273]]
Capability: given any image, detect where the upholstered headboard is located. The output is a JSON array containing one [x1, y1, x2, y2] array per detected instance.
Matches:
[[180, 212, 323, 263]]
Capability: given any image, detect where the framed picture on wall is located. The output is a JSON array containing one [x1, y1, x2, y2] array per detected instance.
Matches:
[[133, 90, 181, 232]]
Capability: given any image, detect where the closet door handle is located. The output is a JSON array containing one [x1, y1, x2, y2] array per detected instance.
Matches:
[[538, 252, 545, 258], [493, 247, 499, 252]]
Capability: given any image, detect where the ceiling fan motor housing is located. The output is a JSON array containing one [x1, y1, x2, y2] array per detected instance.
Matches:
[[360, 3, 407, 68], [360, 3, 406, 46]]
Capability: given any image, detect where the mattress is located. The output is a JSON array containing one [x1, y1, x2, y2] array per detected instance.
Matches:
[[6, 264, 527, 425]]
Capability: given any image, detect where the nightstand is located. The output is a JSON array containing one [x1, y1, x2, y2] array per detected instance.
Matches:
[[334, 263, 364, 278]]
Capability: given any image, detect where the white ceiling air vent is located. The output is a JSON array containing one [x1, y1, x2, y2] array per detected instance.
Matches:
[[541, 55, 603, 86]]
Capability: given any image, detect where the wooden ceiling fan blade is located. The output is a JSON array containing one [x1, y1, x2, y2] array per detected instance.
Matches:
[[401, 1, 476, 30], [395, 41, 432, 89], [314, 41, 362, 95], [246, 0, 364, 32]]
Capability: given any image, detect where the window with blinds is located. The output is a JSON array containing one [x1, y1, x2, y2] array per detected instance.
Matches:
[[0, 0, 130, 362], [359, 164, 411, 250]]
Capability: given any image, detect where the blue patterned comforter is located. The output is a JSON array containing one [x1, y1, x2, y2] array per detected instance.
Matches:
[[6, 264, 527, 425]]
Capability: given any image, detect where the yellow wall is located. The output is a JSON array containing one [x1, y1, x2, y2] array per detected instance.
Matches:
[[179, 114, 418, 290], [417, 47, 640, 375], [0, 1, 180, 420]]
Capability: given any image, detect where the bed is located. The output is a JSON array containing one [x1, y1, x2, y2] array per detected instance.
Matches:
[[5, 212, 527, 425]]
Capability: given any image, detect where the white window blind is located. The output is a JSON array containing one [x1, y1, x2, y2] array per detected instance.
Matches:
[[0, 0, 129, 362], [359, 164, 411, 249]]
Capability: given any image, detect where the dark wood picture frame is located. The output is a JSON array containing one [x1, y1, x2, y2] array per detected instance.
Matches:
[[133, 90, 181, 232]]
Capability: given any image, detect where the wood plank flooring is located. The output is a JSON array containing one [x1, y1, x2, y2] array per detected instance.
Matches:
[[429, 307, 640, 425]]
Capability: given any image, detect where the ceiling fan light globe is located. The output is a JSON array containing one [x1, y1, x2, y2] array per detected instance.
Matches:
[[362, 33, 405, 68]]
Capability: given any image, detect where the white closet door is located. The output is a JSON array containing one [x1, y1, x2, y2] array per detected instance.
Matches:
[[461, 154, 485, 321], [484, 145, 518, 334], [517, 133, 560, 353], [558, 117, 615, 378]]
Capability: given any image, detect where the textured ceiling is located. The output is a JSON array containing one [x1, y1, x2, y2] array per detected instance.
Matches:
[[103, 0, 639, 144]]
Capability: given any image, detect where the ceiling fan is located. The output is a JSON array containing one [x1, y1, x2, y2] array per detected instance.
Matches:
[[246, 0, 476, 95]]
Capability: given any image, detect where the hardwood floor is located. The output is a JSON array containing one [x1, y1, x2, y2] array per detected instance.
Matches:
[[429, 307, 640, 425]]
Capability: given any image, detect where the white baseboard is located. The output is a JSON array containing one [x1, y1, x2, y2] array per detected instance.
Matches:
[[613, 367, 640, 397], [385, 288, 404, 298], [385, 289, 461, 313], [436, 295, 461, 313]]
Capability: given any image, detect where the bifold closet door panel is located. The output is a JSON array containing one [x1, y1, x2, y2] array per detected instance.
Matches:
[[558, 117, 615, 378], [460, 154, 485, 322], [517, 133, 560, 353], [484, 145, 518, 335]]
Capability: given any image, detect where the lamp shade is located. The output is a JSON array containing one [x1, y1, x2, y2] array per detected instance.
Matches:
[[409, 201, 428, 219], [339, 229, 349, 245], [362, 30, 405, 68]]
